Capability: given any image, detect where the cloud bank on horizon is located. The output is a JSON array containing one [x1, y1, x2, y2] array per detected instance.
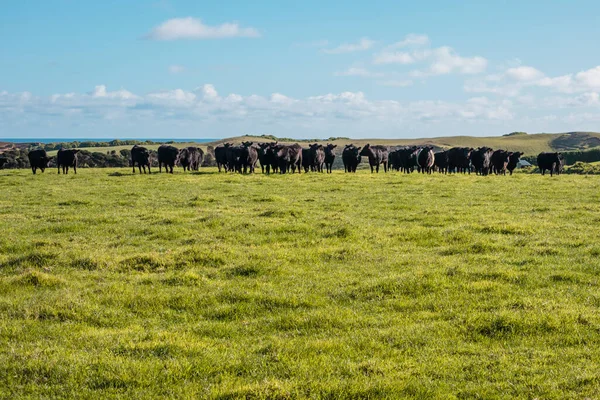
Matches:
[[1, 1, 600, 139]]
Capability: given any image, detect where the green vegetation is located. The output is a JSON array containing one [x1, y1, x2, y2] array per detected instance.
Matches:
[[1, 168, 600, 398]]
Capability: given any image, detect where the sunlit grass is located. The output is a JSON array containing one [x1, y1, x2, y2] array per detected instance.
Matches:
[[1, 168, 600, 398]]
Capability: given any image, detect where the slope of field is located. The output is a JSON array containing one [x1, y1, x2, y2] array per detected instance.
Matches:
[[1, 169, 600, 398], [211, 131, 600, 156], [11, 131, 600, 158]]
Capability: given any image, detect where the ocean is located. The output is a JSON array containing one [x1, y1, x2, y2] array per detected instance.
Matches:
[[0, 138, 216, 144]]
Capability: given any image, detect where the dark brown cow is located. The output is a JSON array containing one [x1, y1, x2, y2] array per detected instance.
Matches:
[[359, 144, 389, 173]]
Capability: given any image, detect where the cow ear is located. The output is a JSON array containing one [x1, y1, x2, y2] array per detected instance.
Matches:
[[333, 145, 337, 148], [73, 149, 81, 153]]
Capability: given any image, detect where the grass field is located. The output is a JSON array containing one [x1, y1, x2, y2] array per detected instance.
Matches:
[[1, 168, 600, 398]]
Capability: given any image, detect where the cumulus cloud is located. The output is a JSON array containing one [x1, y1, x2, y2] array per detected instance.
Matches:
[[145, 17, 260, 40], [373, 46, 487, 76], [322, 38, 375, 54], [388, 34, 430, 48], [90, 85, 138, 100], [373, 52, 416, 65], [10, 83, 600, 137], [466, 65, 600, 96], [0, 84, 520, 128], [505, 66, 544, 81], [412, 47, 488, 76]]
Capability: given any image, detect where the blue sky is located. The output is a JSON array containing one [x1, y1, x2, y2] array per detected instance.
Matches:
[[2, 0, 600, 139]]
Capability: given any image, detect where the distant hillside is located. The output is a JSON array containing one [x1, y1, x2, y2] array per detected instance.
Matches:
[[5, 131, 600, 156], [204, 131, 600, 156]]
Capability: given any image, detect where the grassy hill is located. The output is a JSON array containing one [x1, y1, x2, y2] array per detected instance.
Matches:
[[1, 168, 600, 397], [23, 131, 600, 157]]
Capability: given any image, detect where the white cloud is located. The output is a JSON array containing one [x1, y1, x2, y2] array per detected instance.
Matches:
[[147, 89, 196, 104], [467, 65, 600, 96], [199, 84, 219, 101], [388, 34, 430, 48], [416, 47, 488, 76], [90, 85, 138, 100], [322, 38, 375, 54], [19, 83, 600, 138], [373, 46, 487, 76], [373, 52, 415, 65], [145, 17, 260, 40], [334, 67, 384, 77], [168, 65, 186, 74], [505, 66, 544, 81]]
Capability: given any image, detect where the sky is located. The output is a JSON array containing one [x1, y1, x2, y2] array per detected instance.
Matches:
[[2, 0, 600, 139]]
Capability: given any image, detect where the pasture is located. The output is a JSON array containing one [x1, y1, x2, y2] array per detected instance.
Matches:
[[1, 168, 600, 398]]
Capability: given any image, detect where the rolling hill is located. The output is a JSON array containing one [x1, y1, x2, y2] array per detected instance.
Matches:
[[4, 131, 600, 157]]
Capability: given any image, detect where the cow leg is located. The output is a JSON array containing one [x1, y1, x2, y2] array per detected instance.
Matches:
[[58, 165, 60, 174], [32, 167, 36, 175]]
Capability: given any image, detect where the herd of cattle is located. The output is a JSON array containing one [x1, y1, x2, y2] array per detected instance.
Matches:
[[23, 142, 567, 176]]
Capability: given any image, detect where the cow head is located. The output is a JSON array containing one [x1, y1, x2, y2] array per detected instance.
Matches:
[[359, 144, 370, 156]]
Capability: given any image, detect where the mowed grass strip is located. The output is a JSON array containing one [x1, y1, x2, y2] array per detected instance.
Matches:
[[1, 168, 600, 398]]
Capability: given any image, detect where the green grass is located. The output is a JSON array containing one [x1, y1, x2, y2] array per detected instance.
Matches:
[[1, 168, 600, 398]]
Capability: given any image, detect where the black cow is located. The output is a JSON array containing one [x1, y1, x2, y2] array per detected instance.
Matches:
[[324, 144, 337, 173], [434, 151, 449, 174], [226, 145, 243, 173], [342, 144, 361, 172], [491, 150, 512, 175], [507, 152, 523, 175], [309, 143, 325, 173], [57, 149, 80, 175], [447, 147, 473, 174], [359, 144, 389, 173], [471, 147, 494, 176], [417, 147, 435, 174], [537, 152, 564, 176], [131, 145, 151, 174], [257, 142, 277, 174], [27, 149, 53, 175], [257, 142, 278, 174], [178, 147, 204, 172], [407, 147, 421, 173], [388, 149, 400, 172], [158, 145, 179, 173], [215, 143, 232, 172], [240, 142, 259, 173], [0, 158, 6, 169], [398, 148, 416, 173], [302, 148, 312, 173], [274, 144, 303, 174]]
